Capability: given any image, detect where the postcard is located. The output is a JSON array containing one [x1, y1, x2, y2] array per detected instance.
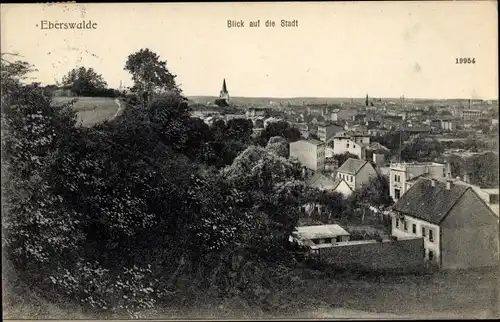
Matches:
[[1, 1, 498, 320]]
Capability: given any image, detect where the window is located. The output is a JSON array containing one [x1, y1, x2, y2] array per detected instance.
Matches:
[[323, 238, 331, 244], [346, 143, 350, 148], [394, 175, 400, 182], [350, 176, 353, 182], [394, 189, 401, 199], [412, 224, 416, 234], [403, 220, 407, 231], [422, 227, 426, 237], [429, 229, 434, 242], [428, 250, 434, 261], [395, 218, 399, 228], [336, 236, 342, 242], [312, 239, 319, 245]]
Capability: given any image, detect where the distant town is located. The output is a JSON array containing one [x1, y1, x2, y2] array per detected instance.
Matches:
[[3, 52, 499, 320]]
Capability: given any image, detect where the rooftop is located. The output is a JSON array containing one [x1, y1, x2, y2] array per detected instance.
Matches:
[[294, 224, 350, 240], [337, 158, 369, 175], [392, 179, 469, 225], [390, 161, 446, 169], [306, 173, 344, 190], [305, 139, 324, 146]]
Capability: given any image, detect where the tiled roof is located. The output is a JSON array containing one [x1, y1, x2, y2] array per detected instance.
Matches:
[[306, 173, 334, 187], [392, 179, 469, 224], [306, 174, 346, 191], [337, 158, 368, 175], [368, 142, 390, 151], [291, 139, 323, 146], [306, 139, 324, 146]]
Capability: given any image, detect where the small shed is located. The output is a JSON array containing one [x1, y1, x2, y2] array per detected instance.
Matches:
[[291, 224, 351, 249]]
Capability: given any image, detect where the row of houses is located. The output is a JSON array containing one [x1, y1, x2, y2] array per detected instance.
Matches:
[[289, 138, 499, 270]]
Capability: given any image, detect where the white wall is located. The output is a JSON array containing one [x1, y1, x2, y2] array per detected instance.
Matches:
[[333, 137, 365, 159], [337, 172, 356, 190], [392, 214, 441, 265], [389, 164, 446, 201], [290, 141, 324, 171], [335, 180, 353, 197]]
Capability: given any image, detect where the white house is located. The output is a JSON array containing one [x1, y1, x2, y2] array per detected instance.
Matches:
[[406, 174, 500, 218], [389, 162, 447, 201], [391, 178, 499, 269], [306, 172, 353, 198], [289, 139, 325, 171], [332, 132, 370, 159], [336, 158, 378, 191]]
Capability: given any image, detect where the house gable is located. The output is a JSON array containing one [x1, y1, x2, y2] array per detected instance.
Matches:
[[440, 189, 499, 269], [354, 161, 378, 190], [441, 189, 498, 229], [334, 179, 354, 197]]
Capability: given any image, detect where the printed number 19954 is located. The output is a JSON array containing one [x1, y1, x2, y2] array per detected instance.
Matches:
[[456, 57, 476, 64]]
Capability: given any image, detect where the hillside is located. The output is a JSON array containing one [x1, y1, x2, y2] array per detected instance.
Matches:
[[52, 96, 119, 126]]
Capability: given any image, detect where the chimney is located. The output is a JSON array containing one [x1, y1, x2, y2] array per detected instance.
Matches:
[[463, 173, 470, 183], [431, 179, 436, 187], [446, 179, 453, 190], [446, 163, 452, 178]]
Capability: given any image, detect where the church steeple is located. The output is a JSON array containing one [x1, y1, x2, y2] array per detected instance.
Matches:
[[222, 78, 228, 94], [217, 78, 230, 105]]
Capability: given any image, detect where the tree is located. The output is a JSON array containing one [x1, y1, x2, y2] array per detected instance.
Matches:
[[466, 152, 499, 188], [124, 48, 180, 104], [1, 53, 37, 97], [225, 118, 253, 142], [266, 136, 288, 158], [221, 146, 303, 254], [401, 137, 444, 162], [61, 66, 107, 96], [258, 121, 301, 146], [333, 152, 359, 168], [357, 175, 393, 207], [2, 57, 82, 292]]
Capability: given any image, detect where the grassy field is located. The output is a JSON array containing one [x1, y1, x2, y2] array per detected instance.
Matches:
[[4, 265, 498, 320], [52, 96, 119, 127]]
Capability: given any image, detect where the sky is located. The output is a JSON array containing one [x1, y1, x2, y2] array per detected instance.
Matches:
[[1, 2, 498, 99]]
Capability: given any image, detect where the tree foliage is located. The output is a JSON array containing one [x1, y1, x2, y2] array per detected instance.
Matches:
[[124, 48, 180, 102], [3, 55, 315, 319], [333, 152, 359, 168], [266, 136, 288, 158], [257, 121, 301, 146], [356, 175, 393, 206], [401, 137, 445, 162], [61, 66, 108, 96]]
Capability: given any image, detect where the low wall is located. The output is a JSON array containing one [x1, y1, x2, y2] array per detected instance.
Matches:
[[318, 237, 425, 273]]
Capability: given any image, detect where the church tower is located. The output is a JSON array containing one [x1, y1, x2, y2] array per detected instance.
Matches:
[[219, 78, 230, 103]]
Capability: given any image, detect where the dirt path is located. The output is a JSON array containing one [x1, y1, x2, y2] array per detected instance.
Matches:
[[308, 307, 493, 319], [109, 98, 124, 121]]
